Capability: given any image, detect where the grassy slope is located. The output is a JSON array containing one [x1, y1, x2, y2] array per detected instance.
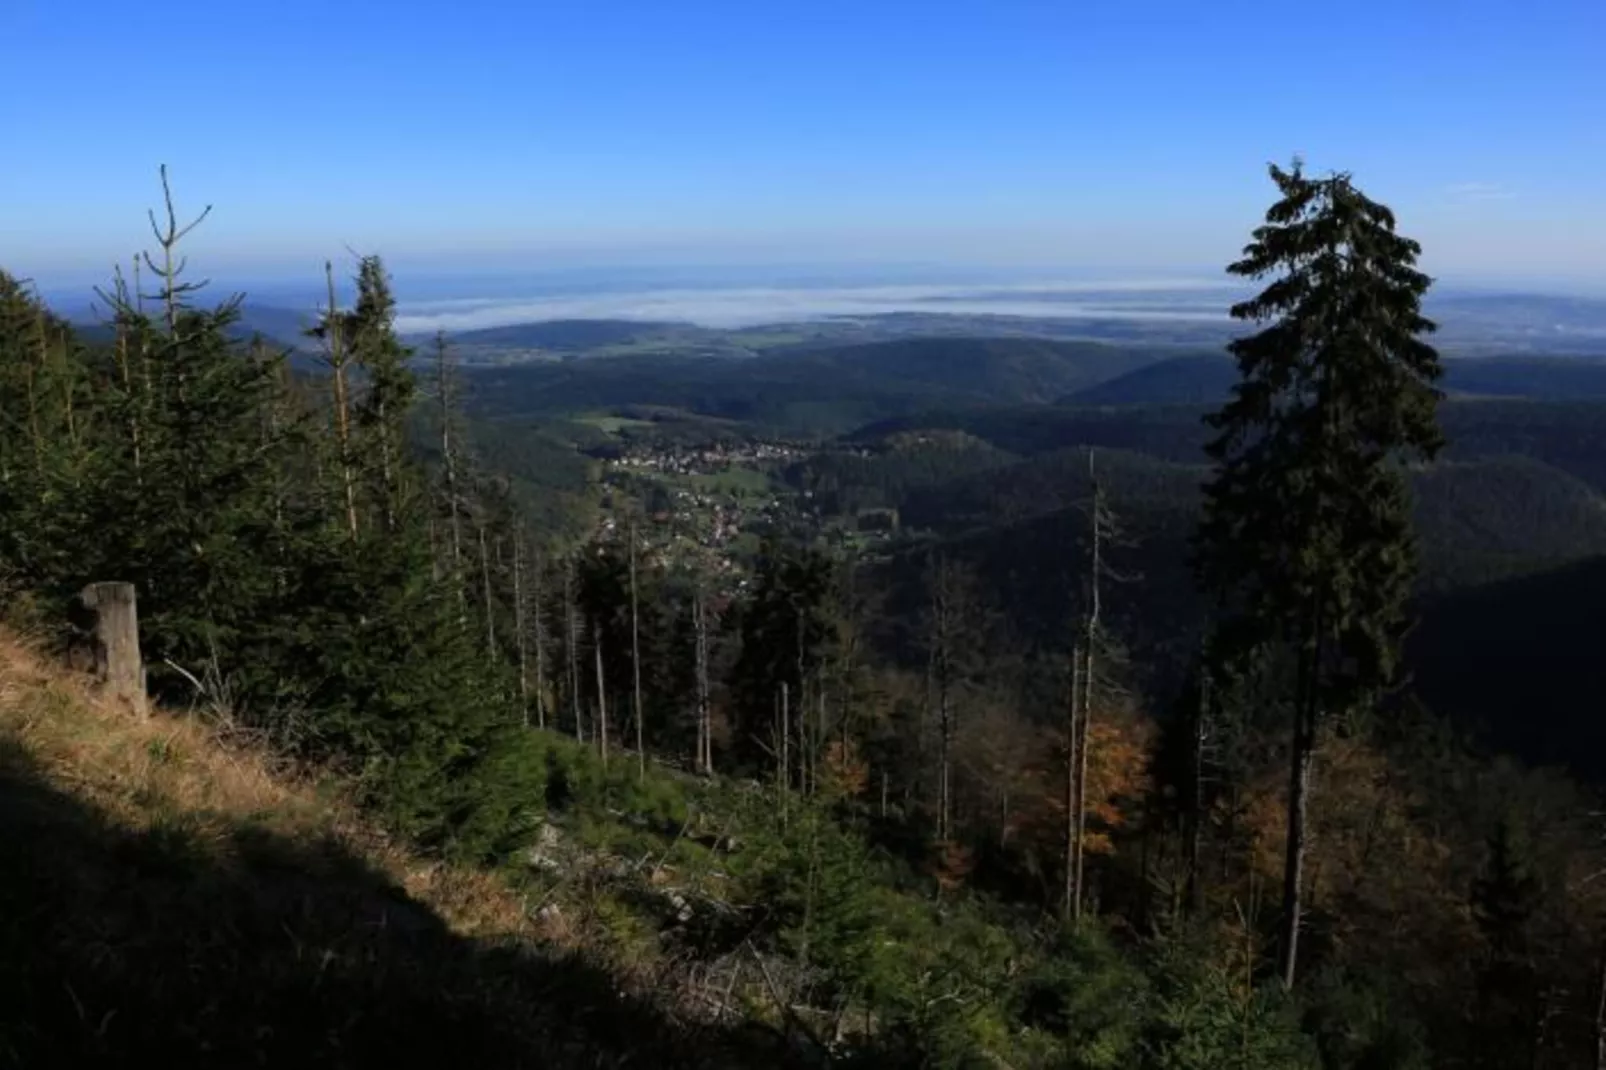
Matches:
[[0, 635, 797, 1069]]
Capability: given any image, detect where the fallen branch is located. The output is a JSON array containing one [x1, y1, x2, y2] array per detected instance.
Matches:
[[745, 939, 824, 1053]]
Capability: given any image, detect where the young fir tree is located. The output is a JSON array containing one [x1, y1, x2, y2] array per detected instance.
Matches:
[[1471, 815, 1544, 1068], [1194, 161, 1444, 988], [95, 182, 289, 689]]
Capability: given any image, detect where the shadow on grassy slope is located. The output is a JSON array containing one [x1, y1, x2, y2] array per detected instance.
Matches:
[[0, 734, 798, 1068]]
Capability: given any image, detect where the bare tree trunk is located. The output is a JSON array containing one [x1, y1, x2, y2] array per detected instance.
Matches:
[[426, 510, 440, 577], [479, 525, 496, 659], [326, 263, 358, 541], [1072, 449, 1104, 923], [595, 620, 609, 768], [435, 333, 465, 618], [111, 293, 143, 480], [514, 533, 529, 725], [780, 681, 791, 794], [1073, 637, 1094, 922], [1279, 625, 1321, 989], [1064, 642, 1082, 921], [629, 519, 645, 783], [1184, 667, 1211, 915], [533, 547, 548, 729], [22, 360, 42, 476], [567, 555, 583, 743], [694, 586, 712, 774], [814, 691, 826, 798], [931, 557, 954, 843]]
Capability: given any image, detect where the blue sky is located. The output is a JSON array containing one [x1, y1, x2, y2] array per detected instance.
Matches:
[[4, 0, 1604, 289]]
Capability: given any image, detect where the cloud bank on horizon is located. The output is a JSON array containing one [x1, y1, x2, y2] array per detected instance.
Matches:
[[392, 279, 1243, 333]]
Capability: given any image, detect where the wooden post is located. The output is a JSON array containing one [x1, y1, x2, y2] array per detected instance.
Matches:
[[80, 582, 145, 715]]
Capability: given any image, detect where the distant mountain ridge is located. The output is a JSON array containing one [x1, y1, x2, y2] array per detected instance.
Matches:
[[72, 302, 316, 353]]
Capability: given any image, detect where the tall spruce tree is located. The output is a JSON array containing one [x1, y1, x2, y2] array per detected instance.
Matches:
[[347, 255, 416, 531], [1194, 161, 1444, 987]]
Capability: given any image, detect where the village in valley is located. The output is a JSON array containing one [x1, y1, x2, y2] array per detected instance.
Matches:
[[589, 432, 897, 588]]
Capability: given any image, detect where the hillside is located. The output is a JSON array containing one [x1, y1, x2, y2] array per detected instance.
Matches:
[[1061, 354, 1606, 409], [787, 337, 1164, 404], [1411, 555, 1606, 780], [1061, 355, 1238, 407], [463, 336, 1169, 436], [0, 635, 798, 1068], [1413, 455, 1606, 588]]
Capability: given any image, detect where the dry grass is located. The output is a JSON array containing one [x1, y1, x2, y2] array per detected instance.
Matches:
[[0, 631, 531, 940], [0, 631, 803, 1067]]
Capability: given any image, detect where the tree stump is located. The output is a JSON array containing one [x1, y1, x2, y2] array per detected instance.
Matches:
[[79, 582, 146, 715]]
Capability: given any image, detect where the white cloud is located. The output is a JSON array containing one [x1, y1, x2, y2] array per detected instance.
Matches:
[[392, 279, 1239, 333]]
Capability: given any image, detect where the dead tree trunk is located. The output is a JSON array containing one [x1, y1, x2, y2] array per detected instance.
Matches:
[[1184, 666, 1211, 915], [110, 284, 143, 480], [80, 582, 145, 716], [929, 555, 955, 844], [479, 525, 496, 660], [566, 555, 583, 743], [629, 519, 645, 783], [532, 548, 548, 729], [1279, 615, 1323, 989], [434, 333, 466, 619], [1064, 642, 1082, 921], [325, 264, 358, 541], [780, 681, 791, 794], [595, 620, 609, 768], [514, 533, 529, 725], [694, 586, 713, 775], [1072, 448, 1105, 924]]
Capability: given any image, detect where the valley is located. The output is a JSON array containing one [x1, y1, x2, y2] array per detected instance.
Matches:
[[449, 326, 1606, 786]]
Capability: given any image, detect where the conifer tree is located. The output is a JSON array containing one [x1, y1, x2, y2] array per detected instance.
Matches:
[[347, 255, 416, 530], [1195, 161, 1444, 987], [730, 543, 837, 774]]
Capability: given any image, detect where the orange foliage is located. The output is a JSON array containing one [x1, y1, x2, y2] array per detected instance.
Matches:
[[1079, 717, 1152, 854], [821, 738, 869, 798], [930, 838, 974, 894], [1223, 731, 1476, 977], [1006, 709, 1153, 870]]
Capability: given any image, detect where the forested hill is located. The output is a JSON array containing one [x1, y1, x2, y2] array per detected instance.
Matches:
[[1061, 353, 1606, 407], [460, 336, 1174, 434], [1411, 554, 1606, 778]]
